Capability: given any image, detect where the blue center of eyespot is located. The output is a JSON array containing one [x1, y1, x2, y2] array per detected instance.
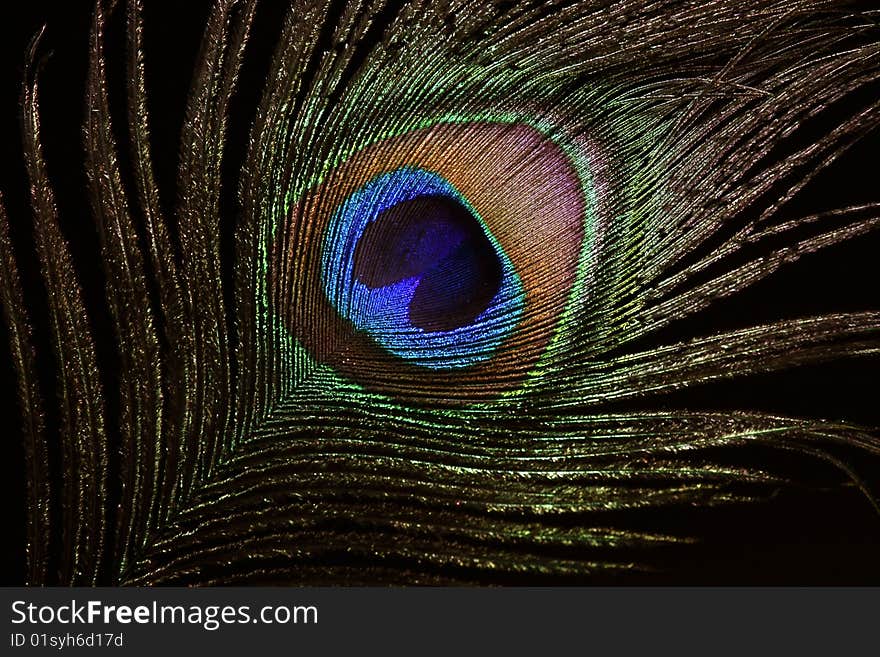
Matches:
[[321, 167, 525, 369]]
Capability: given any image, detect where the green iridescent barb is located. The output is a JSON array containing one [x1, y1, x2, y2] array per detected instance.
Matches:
[[0, 0, 879, 585]]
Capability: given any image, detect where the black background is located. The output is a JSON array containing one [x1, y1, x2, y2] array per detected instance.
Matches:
[[0, 0, 878, 585]]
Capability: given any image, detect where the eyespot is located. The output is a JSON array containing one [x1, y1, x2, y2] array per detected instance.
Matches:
[[321, 166, 524, 369], [272, 121, 587, 403]]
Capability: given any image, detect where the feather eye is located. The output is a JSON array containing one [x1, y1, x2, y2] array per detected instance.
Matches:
[[272, 121, 587, 400]]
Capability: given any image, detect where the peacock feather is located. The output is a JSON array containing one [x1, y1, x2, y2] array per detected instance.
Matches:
[[1, 0, 879, 585]]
